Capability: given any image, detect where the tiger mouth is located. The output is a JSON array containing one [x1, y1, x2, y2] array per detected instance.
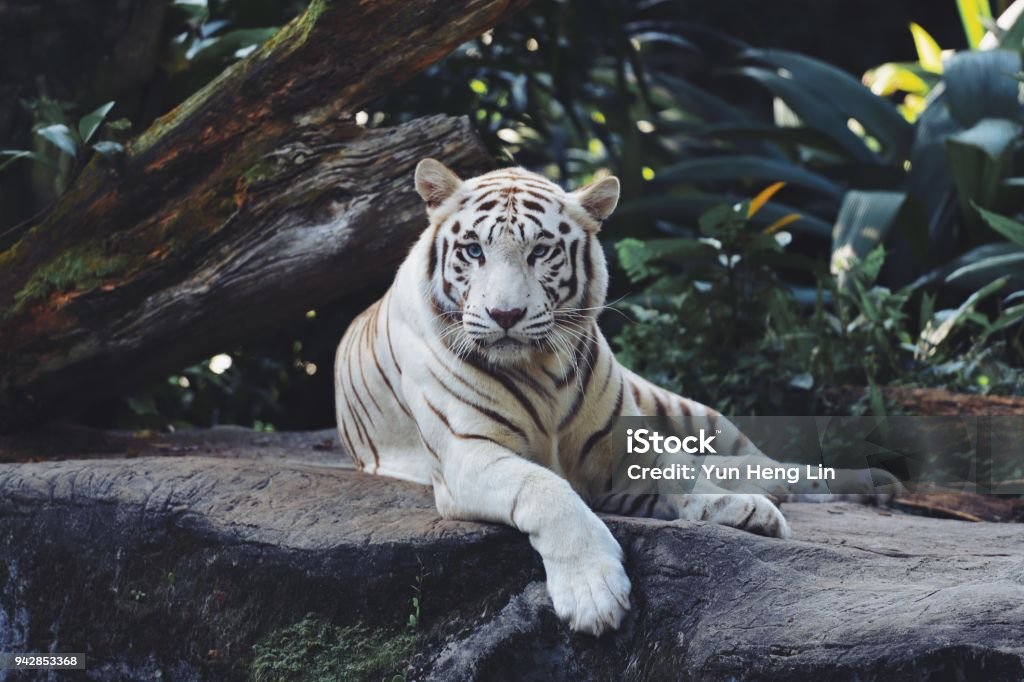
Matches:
[[488, 337, 524, 349]]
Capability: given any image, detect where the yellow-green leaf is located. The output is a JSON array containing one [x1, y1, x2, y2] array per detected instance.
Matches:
[[898, 94, 928, 123], [864, 63, 930, 96], [956, 0, 994, 49], [748, 181, 786, 218], [909, 23, 944, 73]]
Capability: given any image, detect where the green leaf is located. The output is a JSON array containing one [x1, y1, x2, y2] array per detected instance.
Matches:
[[860, 245, 887, 285], [912, 242, 1024, 289], [78, 101, 115, 144], [973, 203, 1024, 246], [652, 73, 751, 124], [92, 141, 125, 157], [732, 66, 881, 165], [692, 124, 852, 158], [617, 194, 834, 237], [942, 50, 1023, 127], [904, 92, 961, 257], [0, 149, 55, 172], [36, 124, 78, 157], [615, 237, 718, 281], [630, 32, 700, 53], [918, 276, 1006, 357], [189, 27, 278, 64], [990, 302, 1024, 333], [830, 190, 907, 286], [945, 251, 1024, 288], [945, 118, 1021, 227], [653, 155, 844, 198], [742, 49, 913, 160], [996, 1, 1024, 49]]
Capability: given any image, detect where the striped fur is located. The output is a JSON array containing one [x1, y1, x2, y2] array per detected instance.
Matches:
[[334, 159, 887, 635]]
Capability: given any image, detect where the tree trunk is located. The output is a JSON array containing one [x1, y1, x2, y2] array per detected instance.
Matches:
[[0, 0, 532, 429]]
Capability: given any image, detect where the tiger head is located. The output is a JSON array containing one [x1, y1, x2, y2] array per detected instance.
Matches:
[[414, 159, 619, 365]]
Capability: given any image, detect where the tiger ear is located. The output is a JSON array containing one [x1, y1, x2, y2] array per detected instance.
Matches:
[[573, 176, 620, 224], [415, 158, 463, 210]]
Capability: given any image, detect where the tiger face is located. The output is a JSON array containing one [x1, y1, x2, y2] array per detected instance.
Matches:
[[414, 159, 620, 365]]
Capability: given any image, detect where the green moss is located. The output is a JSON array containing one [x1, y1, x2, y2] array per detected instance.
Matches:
[[250, 615, 416, 682], [136, 0, 331, 155], [262, 0, 329, 55], [11, 245, 128, 314], [241, 158, 282, 185]]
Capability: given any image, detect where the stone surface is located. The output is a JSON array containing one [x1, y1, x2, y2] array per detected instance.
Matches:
[[0, 427, 1022, 681]]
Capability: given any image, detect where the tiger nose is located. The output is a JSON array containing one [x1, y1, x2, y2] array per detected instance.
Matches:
[[487, 307, 526, 330]]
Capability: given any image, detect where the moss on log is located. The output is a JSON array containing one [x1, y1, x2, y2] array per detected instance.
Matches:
[[0, 0, 533, 429]]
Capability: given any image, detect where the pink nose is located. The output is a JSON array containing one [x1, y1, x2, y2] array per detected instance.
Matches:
[[487, 307, 526, 330]]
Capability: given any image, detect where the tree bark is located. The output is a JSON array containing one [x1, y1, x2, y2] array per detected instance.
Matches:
[[825, 386, 1024, 416], [0, 0, 532, 429]]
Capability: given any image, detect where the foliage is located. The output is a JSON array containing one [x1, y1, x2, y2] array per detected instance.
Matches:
[[4, 0, 1022, 427], [161, 0, 289, 109], [250, 615, 416, 682], [615, 197, 1024, 415], [0, 0, 290, 208], [0, 101, 121, 196], [376, 0, 1024, 304]]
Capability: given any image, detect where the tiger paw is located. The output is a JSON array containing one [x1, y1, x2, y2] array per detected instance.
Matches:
[[678, 493, 791, 539], [543, 549, 631, 636]]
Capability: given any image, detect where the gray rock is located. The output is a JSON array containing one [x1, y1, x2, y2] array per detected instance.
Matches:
[[0, 427, 1021, 681]]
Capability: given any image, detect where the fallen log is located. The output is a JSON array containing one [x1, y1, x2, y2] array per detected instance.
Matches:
[[0, 427, 1022, 680], [0, 0, 533, 429], [824, 386, 1024, 416]]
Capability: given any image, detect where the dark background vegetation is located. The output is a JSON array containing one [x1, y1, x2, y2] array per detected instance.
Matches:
[[2, 0, 1021, 430]]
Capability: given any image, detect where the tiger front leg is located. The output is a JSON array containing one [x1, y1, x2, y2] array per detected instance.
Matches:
[[432, 446, 631, 636]]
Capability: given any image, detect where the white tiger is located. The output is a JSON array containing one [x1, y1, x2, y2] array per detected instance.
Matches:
[[334, 159, 893, 635]]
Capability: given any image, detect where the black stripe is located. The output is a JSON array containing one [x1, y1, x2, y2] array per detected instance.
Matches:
[[425, 398, 507, 448], [558, 328, 598, 429], [738, 504, 757, 530], [624, 494, 647, 516], [347, 349, 378, 428], [339, 420, 359, 465], [654, 395, 667, 418], [555, 326, 591, 389], [522, 188, 555, 203], [464, 352, 547, 436], [428, 367, 529, 443], [357, 317, 384, 414], [559, 239, 579, 303], [509, 366, 554, 404], [371, 341, 411, 419], [426, 223, 440, 281], [385, 293, 403, 375], [412, 421, 442, 461], [579, 381, 624, 465]]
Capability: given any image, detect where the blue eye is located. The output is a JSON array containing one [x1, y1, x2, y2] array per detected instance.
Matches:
[[465, 243, 483, 259], [531, 244, 549, 258]]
